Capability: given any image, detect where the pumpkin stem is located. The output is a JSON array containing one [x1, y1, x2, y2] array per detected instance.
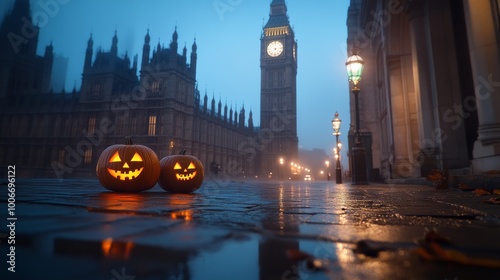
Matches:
[[179, 149, 187, 155], [125, 136, 134, 145]]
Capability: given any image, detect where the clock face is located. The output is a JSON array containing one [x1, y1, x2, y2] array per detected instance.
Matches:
[[267, 41, 283, 57]]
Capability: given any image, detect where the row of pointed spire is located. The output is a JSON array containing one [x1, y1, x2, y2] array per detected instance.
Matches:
[[82, 27, 249, 129], [142, 27, 197, 53], [197, 89, 254, 129], [84, 27, 197, 72]]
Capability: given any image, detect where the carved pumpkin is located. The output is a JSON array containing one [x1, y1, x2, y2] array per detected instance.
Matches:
[[158, 150, 204, 193], [96, 137, 160, 192]]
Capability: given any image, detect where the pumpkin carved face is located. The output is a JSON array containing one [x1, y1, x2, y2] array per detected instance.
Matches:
[[96, 137, 160, 192], [107, 151, 144, 180], [174, 161, 197, 181], [158, 150, 204, 193]]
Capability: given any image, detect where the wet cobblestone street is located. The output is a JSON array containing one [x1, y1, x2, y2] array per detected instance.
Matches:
[[1, 178, 500, 279]]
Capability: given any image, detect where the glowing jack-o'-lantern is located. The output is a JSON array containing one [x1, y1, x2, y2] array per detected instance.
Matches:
[[158, 150, 204, 193], [96, 137, 160, 192]]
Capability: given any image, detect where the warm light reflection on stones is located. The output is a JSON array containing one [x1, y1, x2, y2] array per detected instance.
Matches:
[[167, 194, 195, 206], [167, 194, 195, 221], [94, 193, 145, 212], [279, 185, 285, 230], [101, 238, 135, 259], [170, 210, 193, 221], [335, 243, 356, 264]]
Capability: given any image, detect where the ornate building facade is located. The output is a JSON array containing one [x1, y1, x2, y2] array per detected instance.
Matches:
[[0, 0, 256, 179], [346, 0, 500, 181]]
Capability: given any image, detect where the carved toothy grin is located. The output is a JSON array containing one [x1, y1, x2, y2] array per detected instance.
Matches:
[[107, 167, 144, 180], [175, 171, 197, 181]]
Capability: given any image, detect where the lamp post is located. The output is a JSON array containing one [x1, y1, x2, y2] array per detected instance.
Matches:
[[279, 157, 284, 180], [346, 54, 368, 185], [331, 112, 342, 184]]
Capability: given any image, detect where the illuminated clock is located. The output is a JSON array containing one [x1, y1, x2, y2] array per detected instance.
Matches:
[[267, 40, 283, 57], [293, 44, 296, 61]]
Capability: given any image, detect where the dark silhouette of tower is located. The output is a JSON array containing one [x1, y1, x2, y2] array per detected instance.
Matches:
[[260, 0, 298, 178], [0, 0, 53, 97]]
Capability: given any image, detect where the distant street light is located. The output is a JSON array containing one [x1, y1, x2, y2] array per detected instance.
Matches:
[[346, 54, 367, 185], [331, 112, 342, 184]]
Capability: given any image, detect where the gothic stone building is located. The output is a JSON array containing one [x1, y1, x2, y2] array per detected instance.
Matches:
[[346, 0, 500, 181], [0, 0, 257, 179]]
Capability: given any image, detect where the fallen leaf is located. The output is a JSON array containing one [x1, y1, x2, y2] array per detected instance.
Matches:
[[423, 229, 452, 245], [414, 247, 436, 260], [493, 189, 500, 195], [426, 169, 444, 182], [474, 188, 490, 196], [484, 197, 500, 205], [425, 169, 449, 189], [414, 230, 500, 269], [414, 243, 500, 268]]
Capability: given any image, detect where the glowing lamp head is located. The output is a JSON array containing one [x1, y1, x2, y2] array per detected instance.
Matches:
[[331, 111, 342, 136], [346, 54, 364, 86]]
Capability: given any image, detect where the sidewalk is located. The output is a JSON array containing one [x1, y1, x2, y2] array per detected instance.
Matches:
[[1, 178, 499, 279]]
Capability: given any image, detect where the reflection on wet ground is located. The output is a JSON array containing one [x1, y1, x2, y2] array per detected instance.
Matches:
[[1, 179, 499, 279]]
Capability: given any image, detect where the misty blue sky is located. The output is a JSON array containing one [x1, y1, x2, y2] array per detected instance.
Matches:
[[1, 0, 351, 166]]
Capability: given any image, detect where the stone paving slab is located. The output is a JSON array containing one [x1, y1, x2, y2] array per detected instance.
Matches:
[[1, 179, 500, 279]]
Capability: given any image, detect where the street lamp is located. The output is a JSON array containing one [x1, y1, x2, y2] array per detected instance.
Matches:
[[346, 54, 368, 184], [324, 160, 330, 181], [337, 141, 343, 156], [331, 112, 342, 184]]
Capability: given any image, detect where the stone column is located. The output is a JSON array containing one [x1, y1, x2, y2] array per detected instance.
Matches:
[[408, 0, 442, 174], [463, 0, 500, 172], [387, 56, 418, 178]]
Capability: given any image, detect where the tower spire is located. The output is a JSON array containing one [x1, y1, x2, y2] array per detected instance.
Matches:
[[265, 0, 289, 27], [141, 29, 150, 71], [111, 30, 118, 56], [190, 38, 198, 75], [170, 26, 178, 53], [84, 33, 93, 71]]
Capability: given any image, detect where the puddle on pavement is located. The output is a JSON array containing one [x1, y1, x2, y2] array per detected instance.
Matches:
[[49, 232, 345, 279], [188, 233, 342, 280], [189, 235, 260, 280]]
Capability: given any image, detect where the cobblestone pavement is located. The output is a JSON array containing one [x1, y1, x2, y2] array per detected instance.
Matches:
[[1, 178, 500, 280]]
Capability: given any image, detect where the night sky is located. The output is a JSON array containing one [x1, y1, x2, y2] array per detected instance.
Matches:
[[1, 0, 351, 166]]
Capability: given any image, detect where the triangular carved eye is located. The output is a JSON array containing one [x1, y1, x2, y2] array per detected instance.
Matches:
[[188, 162, 196, 169], [131, 153, 143, 162], [109, 151, 122, 162], [174, 162, 182, 170]]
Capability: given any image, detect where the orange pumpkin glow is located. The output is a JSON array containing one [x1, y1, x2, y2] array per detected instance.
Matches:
[[96, 137, 160, 192], [158, 150, 204, 193]]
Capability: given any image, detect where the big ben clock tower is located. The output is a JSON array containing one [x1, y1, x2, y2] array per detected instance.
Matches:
[[260, 0, 298, 178]]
